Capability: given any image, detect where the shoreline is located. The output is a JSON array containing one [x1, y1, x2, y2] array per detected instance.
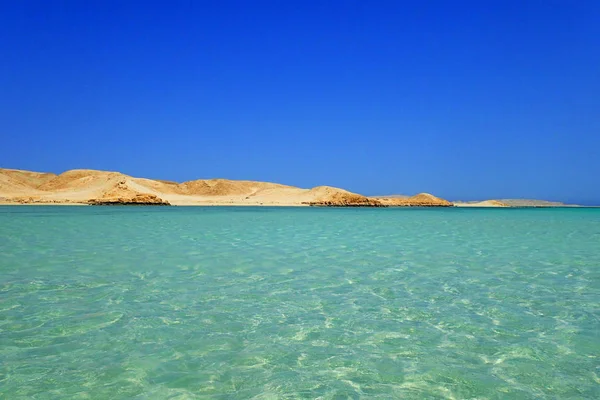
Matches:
[[1, 202, 597, 209]]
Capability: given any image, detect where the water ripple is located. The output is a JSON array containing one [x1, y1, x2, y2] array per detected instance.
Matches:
[[1, 206, 599, 399]]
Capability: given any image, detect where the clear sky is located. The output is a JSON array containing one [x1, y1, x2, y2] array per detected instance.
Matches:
[[1, 1, 599, 204]]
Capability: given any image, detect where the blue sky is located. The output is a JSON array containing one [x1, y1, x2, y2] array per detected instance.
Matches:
[[1, 1, 599, 203]]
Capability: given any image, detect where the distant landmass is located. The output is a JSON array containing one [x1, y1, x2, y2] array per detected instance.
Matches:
[[0, 168, 584, 207], [498, 199, 574, 207], [453, 200, 510, 207], [453, 199, 579, 207]]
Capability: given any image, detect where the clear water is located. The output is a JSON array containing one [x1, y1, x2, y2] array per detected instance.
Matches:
[[1, 206, 599, 399]]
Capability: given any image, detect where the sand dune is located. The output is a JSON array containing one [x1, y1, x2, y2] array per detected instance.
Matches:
[[0, 168, 396, 206]]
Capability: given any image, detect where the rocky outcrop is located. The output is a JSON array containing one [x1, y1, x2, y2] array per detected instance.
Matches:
[[374, 193, 453, 207], [88, 193, 170, 206], [87, 180, 170, 205]]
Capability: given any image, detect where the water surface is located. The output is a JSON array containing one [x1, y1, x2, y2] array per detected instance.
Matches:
[[1, 206, 599, 399]]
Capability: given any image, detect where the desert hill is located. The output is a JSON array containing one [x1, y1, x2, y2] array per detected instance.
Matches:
[[180, 179, 292, 197], [372, 193, 453, 207], [302, 186, 384, 207]]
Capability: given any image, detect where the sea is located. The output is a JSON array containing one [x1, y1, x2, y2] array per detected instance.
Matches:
[[1, 206, 599, 399]]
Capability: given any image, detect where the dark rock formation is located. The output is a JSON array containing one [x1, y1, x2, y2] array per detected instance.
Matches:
[[88, 194, 170, 206]]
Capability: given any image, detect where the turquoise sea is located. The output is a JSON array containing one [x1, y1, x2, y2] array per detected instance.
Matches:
[[0, 206, 599, 399]]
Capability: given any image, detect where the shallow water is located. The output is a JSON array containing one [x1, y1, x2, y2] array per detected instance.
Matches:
[[1, 206, 599, 399]]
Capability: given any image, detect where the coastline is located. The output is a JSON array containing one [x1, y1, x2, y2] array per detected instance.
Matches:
[[1, 167, 590, 208]]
